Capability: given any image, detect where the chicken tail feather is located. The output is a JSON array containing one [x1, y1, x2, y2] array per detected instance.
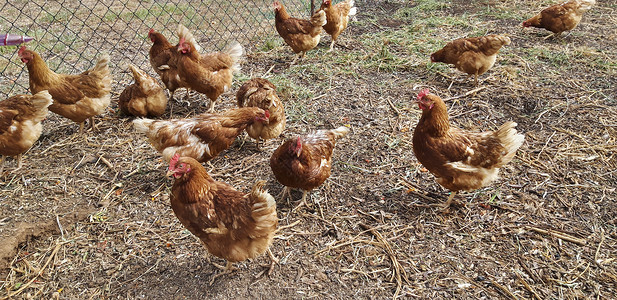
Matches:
[[495, 121, 524, 166], [578, 0, 596, 11], [348, 6, 358, 17], [128, 64, 147, 83], [93, 54, 110, 73], [348, 0, 358, 17], [30, 90, 53, 110], [30, 90, 53, 122], [249, 180, 278, 235], [330, 126, 350, 141], [132, 118, 155, 133], [225, 41, 244, 74], [311, 10, 327, 27], [92, 54, 112, 93]]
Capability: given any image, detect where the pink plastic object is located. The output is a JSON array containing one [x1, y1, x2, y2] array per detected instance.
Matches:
[[1, 34, 33, 46]]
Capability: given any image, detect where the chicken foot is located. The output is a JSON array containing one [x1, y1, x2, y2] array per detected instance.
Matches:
[[443, 191, 457, 208], [440, 191, 459, 213], [78, 117, 98, 136], [278, 186, 292, 203], [543, 32, 561, 40], [292, 190, 310, 212], [11, 154, 23, 173], [266, 248, 279, 276], [209, 261, 235, 285], [290, 51, 305, 65], [0, 154, 24, 174], [328, 40, 336, 52]]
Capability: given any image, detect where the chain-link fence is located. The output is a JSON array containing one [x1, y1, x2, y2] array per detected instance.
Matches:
[[0, 0, 311, 98]]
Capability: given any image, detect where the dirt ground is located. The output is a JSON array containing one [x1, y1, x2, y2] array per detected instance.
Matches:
[[1, 0, 616, 299]]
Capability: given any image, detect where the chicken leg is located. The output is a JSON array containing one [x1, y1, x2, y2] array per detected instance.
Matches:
[[441, 191, 458, 213], [11, 154, 23, 173], [169, 89, 177, 101], [209, 261, 235, 285], [278, 186, 292, 203], [266, 248, 279, 276], [292, 190, 309, 212], [255, 137, 262, 151], [290, 51, 305, 65], [328, 40, 336, 52], [207, 99, 216, 113], [89, 116, 98, 131]]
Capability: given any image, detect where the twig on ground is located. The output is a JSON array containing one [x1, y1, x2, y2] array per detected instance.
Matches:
[[262, 65, 275, 77], [527, 227, 586, 245], [443, 86, 486, 102], [56, 214, 65, 240], [97, 155, 115, 171], [4, 241, 69, 299], [515, 271, 542, 300], [386, 97, 400, 116], [359, 223, 409, 299], [275, 220, 301, 233], [491, 279, 519, 300], [594, 230, 605, 267]]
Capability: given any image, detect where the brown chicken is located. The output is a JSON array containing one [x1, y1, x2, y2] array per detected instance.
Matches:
[[148, 27, 203, 101], [236, 78, 285, 150], [0, 90, 52, 172], [274, 1, 327, 64], [133, 107, 269, 162], [523, 0, 595, 39], [18, 46, 111, 134], [176, 25, 243, 112], [320, 0, 357, 51], [118, 64, 167, 117], [270, 126, 349, 210], [430, 34, 511, 86], [148, 28, 188, 101], [412, 89, 524, 209], [167, 154, 278, 280]]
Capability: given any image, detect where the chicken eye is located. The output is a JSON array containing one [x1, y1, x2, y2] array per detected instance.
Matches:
[[179, 163, 185, 168]]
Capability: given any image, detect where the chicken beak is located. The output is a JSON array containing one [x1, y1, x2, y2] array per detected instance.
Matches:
[[414, 99, 422, 109], [166, 170, 175, 179]]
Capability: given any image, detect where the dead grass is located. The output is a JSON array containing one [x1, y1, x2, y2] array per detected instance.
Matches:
[[1, 0, 616, 299]]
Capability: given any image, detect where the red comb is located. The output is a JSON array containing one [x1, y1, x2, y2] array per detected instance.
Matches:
[[417, 88, 430, 100], [169, 153, 180, 170], [264, 110, 270, 119], [148, 28, 155, 34], [17, 45, 26, 56]]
